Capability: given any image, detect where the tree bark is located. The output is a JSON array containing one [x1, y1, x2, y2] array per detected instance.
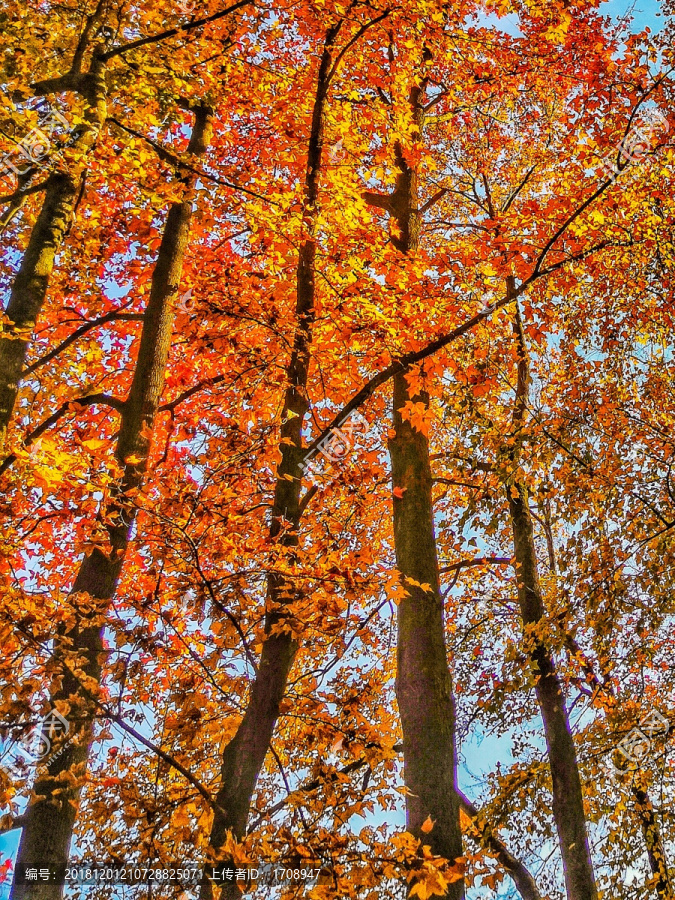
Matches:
[[0, 57, 107, 456], [391, 374, 463, 899], [632, 780, 673, 900], [505, 304, 597, 900], [379, 76, 464, 898], [201, 25, 341, 900], [9, 103, 212, 900]]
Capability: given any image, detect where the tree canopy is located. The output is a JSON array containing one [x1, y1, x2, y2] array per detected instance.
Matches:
[[0, 0, 674, 898]]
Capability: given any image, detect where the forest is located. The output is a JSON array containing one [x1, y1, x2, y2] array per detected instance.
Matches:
[[0, 0, 674, 897]]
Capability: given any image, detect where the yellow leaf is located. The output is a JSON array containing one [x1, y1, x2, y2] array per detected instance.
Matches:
[[421, 816, 434, 833]]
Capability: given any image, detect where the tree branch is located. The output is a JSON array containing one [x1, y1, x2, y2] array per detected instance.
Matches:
[[458, 789, 543, 900], [326, 10, 390, 85], [362, 190, 394, 212], [0, 813, 28, 833], [246, 751, 542, 900], [158, 373, 227, 412], [28, 72, 88, 98], [0, 179, 50, 207], [103, 709, 215, 807], [418, 187, 447, 214], [302, 290, 519, 463], [108, 116, 275, 203], [501, 165, 536, 214], [23, 309, 143, 377], [0, 393, 124, 477], [99, 0, 254, 61], [439, 556, 511, 575], [2, 611, 220, 815], [248, 758, 369, 831]]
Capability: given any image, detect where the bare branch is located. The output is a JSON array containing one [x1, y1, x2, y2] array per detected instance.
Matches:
[[362, 190, 394, 212], [419, 187, 447, 214], [326, 10, 391, 85], [501, 165, 536, 214], [159, 374, 227, 412], [439, 556, 511, 575]]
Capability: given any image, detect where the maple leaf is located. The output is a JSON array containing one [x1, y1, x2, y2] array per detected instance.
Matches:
[[420, 816, 434, 833]]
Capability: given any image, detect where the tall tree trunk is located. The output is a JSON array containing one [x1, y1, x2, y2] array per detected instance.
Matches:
[[391, 375, 464, 899], [10, 103, 212, 900], [380, 75, 464, 898], [202, 25, 341, 899], [505, 303, 597, 900], [0, 58, 107, 456]]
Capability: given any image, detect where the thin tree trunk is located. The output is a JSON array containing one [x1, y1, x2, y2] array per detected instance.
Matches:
[[0, 58, 107, 456], [506, 302, 597, 900], [10, 103, 212, 900], [381, 76, 463, 898], [202, 25, 341, 900]]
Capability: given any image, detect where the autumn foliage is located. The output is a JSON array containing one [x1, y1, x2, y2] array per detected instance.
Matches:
[[0, 0, 674, 897]]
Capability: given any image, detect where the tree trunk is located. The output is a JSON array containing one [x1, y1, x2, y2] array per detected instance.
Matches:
[[0, 59, 107, 456], [507, 482, 597, 900], [385, 76, 464, 898], [505, 305, 597, 900], [391, 375, 463, 899], [202, 25, 341, 900], [10, 103, 212, 900], [632, 779, 673, 900]]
